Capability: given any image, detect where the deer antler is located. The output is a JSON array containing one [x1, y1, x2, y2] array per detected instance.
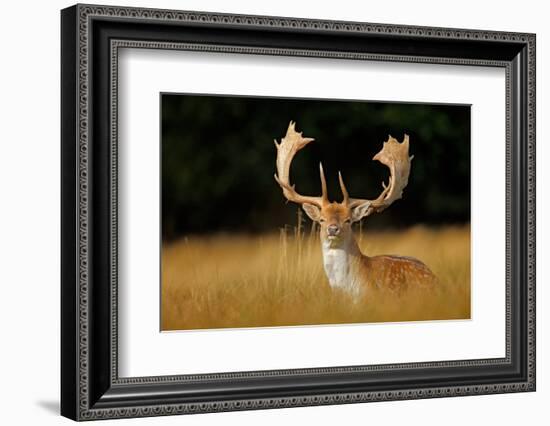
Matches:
[[274, 121, 328, 207], [340, 134, 413, 217]]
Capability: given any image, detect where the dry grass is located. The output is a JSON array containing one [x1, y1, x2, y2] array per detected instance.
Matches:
[[161, 220, 470, 331]]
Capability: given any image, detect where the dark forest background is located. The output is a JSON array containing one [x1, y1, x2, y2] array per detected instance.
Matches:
[[161, 94, 470, 240]]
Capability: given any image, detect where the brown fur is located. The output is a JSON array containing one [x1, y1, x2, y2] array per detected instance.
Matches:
[[360, 255, 437, 295]]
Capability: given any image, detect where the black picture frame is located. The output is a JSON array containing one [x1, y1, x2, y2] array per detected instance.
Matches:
[[61, 4, 536, 421]]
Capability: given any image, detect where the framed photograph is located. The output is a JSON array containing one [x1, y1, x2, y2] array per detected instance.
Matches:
[[61, 4, 536, 421]]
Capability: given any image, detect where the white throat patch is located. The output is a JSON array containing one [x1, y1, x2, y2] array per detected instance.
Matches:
[[321, 239, 360, 296]]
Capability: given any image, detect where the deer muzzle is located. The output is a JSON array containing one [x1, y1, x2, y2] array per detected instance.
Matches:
[[327, 224, 340, 237]]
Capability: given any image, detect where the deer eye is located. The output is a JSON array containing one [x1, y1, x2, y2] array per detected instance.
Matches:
[[319, 218, 326, 223], [344, 218, 351, 224]]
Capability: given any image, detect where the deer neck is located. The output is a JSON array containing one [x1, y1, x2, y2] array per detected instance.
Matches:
[[320, 233, 363, 294]]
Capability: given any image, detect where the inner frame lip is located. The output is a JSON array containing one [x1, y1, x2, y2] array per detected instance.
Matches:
[[111, 39, 510, 384]]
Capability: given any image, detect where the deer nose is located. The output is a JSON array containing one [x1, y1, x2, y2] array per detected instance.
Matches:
[[327, 224, 340, 236]]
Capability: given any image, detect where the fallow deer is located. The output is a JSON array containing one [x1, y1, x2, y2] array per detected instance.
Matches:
[[274, 121, 436, 299]]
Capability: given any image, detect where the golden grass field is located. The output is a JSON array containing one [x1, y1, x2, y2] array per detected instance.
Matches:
[[161, 218, 470, 331]]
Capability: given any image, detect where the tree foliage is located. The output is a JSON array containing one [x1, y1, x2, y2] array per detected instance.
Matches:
[[162, 95, 470, 239]]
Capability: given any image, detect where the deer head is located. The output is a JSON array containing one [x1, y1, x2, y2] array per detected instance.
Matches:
[[274, 121, 413, 248]]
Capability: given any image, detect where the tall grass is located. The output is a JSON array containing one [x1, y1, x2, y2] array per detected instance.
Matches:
[[161, 219, 470, 331]]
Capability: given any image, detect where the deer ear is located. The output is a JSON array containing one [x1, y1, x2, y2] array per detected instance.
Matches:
[[302, 203, 322, 222], [350, 201, 372, 223]]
